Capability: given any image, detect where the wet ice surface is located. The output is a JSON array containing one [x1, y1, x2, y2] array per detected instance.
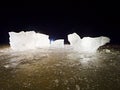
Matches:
[[0, 45, 120, 90]]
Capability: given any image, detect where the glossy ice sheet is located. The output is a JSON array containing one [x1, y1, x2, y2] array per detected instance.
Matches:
[[0, 45, 120, 90]]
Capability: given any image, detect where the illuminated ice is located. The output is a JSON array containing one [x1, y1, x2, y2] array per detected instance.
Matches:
[[68, 33, 110, 52], [50, 39, 64, 48], [9, 31, 110, 52], [9, 31, 50, 51], [68, 33, 81, 47]]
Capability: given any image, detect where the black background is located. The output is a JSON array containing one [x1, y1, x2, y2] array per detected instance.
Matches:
[[0, 1, 120, 44]]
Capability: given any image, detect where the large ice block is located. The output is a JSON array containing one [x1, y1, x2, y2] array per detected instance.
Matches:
[[68, 33, 110, 52], [9, 31, 50, 51]]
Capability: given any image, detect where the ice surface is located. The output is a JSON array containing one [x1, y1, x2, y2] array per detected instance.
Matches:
[[68, 33, 110, 52], [0, 45, 120, 90], [50, 39, 64, 48], [9, 31, 50, 51]]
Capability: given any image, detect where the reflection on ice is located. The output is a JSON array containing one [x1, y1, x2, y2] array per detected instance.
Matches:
[[0, 45, 120, 90], [0, 45, 113, 69]]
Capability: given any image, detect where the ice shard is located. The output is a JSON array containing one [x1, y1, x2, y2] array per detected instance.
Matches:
[[68, 33, 110, 52], [9, 31, 50, 51]]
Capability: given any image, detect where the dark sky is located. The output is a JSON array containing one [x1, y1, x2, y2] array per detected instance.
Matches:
[[0, 1, 120, 44]]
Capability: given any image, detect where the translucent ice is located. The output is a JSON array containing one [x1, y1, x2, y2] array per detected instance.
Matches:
[[9, 31, 50, 51], [50, 39, 64, 48], [68, 33, 110, 52], [9, 31, 110, 52], [68, 33, 81, 48]]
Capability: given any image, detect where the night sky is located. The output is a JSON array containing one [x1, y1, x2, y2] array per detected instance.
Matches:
[[0, 1, 120, 44]]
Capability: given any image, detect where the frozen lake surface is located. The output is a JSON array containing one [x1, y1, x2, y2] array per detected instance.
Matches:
[[0, 45, 120, 90]]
